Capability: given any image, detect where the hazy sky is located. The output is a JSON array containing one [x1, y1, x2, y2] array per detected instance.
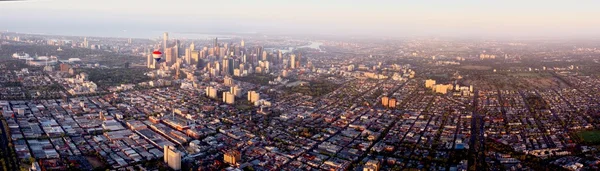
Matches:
[[1, 0, 599, 38]]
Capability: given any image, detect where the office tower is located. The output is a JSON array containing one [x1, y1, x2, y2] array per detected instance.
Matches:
[[224, 150, 241, 166], [184, 48, 191, 64], [214, 37, 218, 48], [264, 61, 270, 72], [175, 63, 180, 79], [191, 51, 200, 64], [163, 145, 181, 170], [222, 92, 235, 104], [228, 57, 235, 75], [165, 48, 174, 66], [240, 39, 245, 47], [190, 42, 195, 51], [239, 63, 245, 71], [297, 52, 302, 68], [83, 37, 89, 48], [214, 37, 219, 57], [382, 96, 389, 107], [128, 38, 132, 44], [278, 50, 282, 59], [174, 40, 180, 59], [262, 51, 267, 61], [290, 54, 296, 69], [147, 52, 153, 69], [248, 91, 260, 103], [219, 48, 227, 58], [222, 57, 229, 75], [242, 54, 247, 63], [163, 32, 169, 52], [255, 46, 263, 59]]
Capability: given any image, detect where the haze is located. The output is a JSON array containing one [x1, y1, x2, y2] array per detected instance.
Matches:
[[1, 0, 600, 38]]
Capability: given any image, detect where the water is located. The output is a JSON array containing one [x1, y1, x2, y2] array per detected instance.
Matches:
[[276, 42, 323, 53]]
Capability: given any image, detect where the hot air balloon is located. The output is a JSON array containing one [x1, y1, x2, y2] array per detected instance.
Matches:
[[152, 50, 162, 62]]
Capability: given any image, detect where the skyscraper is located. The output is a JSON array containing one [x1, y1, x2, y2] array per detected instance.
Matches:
[[290, 54, 296, 69], [190, 42, 195, 51], [165, 47, 174, 66], [147, 50, 153, 69], [222, 57, 229, 75], [83, 37, 89, 48], [248, 91, 260, 103], [240, 39, 245, 47], [297, 52, 302, 68], [163, 32, 169, 52], [174, 40, 180, 59], [228, 57, 235, 75], [185, 48, 190, 64], [214, 37, 219, 57]]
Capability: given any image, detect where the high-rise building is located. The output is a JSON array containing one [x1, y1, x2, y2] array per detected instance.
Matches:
[[278, 50, 282, 60], [163, 32, 169, 52], [290, 54, 296, 69], [175, 63, 181, 79], [222, 92, 235, 104], [214, 37, 219, 57], [83, 37, 89, 48], [174, 40, 180, 59], [206, 86, 217, 99], [240, 39, 245, 47], [228, 57, 235, 75], [147, 53, 153, 69], [190, 42, 195, 51], [191, 51, 200, 65], [214, 37, 218, 48], [262, 51, 268, 61], [231, 85, 242, 97], [297, 52, 302, 68], [185, 48, 191, 64], [163, 145, 181, 170], [224, 150, 241, 166], [381, 96, 389, 107], [389, 98, 397, 108], [248, 91, 260, 103], [222, 57, 230, 75], [165, 48, 175, 66]]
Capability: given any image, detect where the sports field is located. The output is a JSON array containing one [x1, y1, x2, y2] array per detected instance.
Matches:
[[577, 130, 600, 144]]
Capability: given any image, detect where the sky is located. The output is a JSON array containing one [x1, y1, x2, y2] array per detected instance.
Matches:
[[1, 0, 599, 39]]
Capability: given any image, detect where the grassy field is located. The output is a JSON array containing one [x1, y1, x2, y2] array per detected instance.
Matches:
[[577, 130, 600, 144], [459, 65, 492, 70], [79, 68, 151, 87]]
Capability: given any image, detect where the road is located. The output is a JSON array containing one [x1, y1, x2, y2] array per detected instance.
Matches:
[[467, 90, 486, 171], [0, 119, 19, 171]]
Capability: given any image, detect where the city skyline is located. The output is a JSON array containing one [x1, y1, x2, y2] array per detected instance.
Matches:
[[1, 0, 600, 39], [2, 1, 600, 171]]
